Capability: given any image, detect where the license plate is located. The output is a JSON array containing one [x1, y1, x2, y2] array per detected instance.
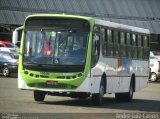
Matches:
[[46, 80, 59, 86]]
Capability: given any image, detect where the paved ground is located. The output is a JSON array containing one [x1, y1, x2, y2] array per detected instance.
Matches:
[[0, 75, 160, 118]]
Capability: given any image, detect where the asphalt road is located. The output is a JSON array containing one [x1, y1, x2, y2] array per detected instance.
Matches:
[[0, 75, 160, 118]]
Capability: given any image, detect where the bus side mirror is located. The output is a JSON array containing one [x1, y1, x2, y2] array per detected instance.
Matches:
[[12, 30, 18, 45]]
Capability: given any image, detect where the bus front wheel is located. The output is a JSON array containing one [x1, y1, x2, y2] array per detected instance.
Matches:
[[34, 90, 46, 102], [92, 79, 105, 105]]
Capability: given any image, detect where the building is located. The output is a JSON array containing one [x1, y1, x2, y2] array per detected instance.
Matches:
[[0, 0, 160, 51]]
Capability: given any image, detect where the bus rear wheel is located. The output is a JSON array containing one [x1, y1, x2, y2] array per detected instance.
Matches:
[[34, 90, 46, 102], [92, 79, 105, 105], [115, 79, 134, 102]]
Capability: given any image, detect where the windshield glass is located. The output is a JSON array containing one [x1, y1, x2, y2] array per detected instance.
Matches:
[[23, 18, 90, 70]]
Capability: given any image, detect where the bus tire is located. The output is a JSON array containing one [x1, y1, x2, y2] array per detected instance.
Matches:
[[34, 90, 46, 102], [92, 79, 105, 105], [115, 79, 134, 102]]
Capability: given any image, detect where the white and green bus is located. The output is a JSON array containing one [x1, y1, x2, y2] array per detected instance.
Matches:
[[15, 14, 150, 105]]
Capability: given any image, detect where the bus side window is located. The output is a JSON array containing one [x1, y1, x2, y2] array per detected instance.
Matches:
[[113, 30, 120, 57], [107, 29, 113, 56], [137, 35, 142, 59], [126, 32, 132, 58], [132, 34, 137, 59], [92, 26, 100, 67], [143, 35, 149, 59], [120, 32, 126, 57]]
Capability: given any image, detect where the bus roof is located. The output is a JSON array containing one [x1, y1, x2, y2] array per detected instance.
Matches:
[[25, 14, 93, 21], [95, 19, 150, 34]]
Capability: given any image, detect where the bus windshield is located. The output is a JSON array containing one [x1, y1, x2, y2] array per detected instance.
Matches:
[[23, 18, 90, 72]]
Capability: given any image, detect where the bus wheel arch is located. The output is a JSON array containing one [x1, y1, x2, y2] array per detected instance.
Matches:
[[128, 74, 135, 100], [92, 73, 106, 105], [115, 74, 135, 102]]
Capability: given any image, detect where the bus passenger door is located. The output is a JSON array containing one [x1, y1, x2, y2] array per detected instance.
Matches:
[[90, 26, 101, 93]]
